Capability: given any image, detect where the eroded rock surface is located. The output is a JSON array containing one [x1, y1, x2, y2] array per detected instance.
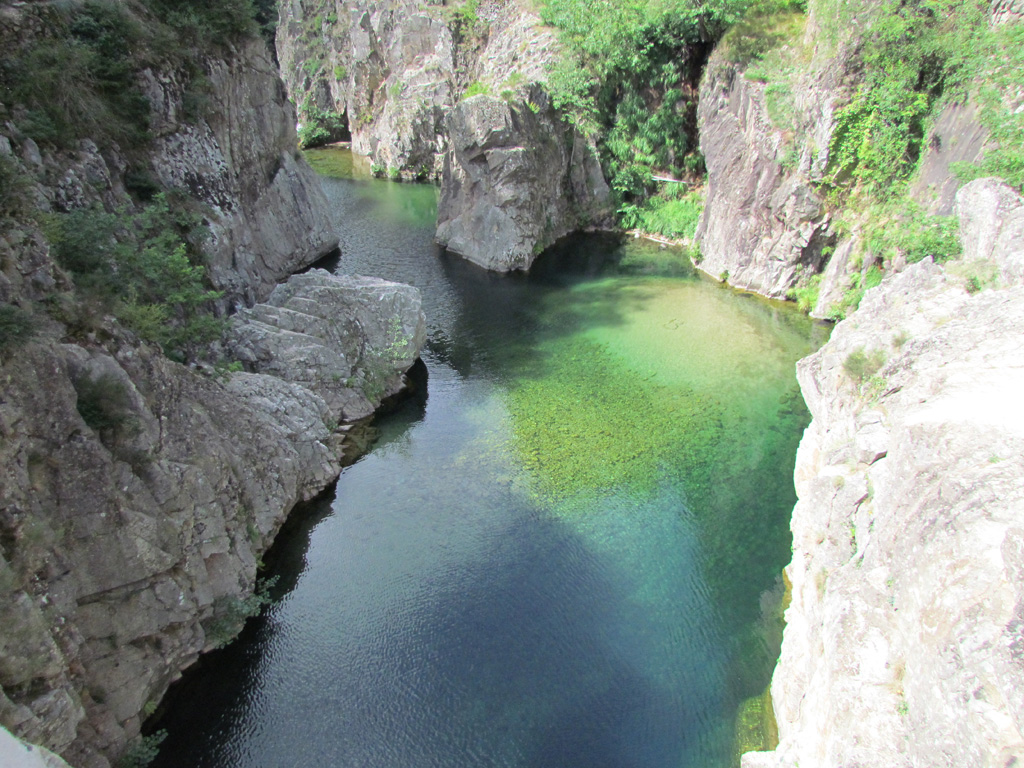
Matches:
[[745, 179, 1024, 767], [695, 58, 833, 297], [228, 269, 427, 420], [436, 89, 610, 271]]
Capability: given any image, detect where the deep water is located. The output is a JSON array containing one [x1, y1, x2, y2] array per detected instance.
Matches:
[[151, 149, 827, 768]]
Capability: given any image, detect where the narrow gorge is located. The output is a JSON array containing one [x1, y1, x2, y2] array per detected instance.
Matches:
[[1, 0, 1022, 766]]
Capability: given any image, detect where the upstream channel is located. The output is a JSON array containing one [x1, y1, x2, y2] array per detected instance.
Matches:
[[152, 149, 827, 768]]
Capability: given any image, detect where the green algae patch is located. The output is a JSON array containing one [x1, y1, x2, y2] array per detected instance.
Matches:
[[505, 334, 724, 504], [303, 147, 372, 179], [734, 685, 780, 759]]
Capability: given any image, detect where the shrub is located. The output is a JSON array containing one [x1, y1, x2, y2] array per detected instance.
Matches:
[[46, 195, 225, 361], [462, 81, 491, 99], [843, 347, 887, 384], [74, 372, 137, 436], [618, 188, 704, 238], [787, 273, 821, 313], [4, 1, 151, 149], [0, 154, 33, 220], [117, 730, 167, 768], [0, 305, 37, 359], [862, 201, 961, 266], [822, 0, 990, 203], [205, 576, 279, 648]]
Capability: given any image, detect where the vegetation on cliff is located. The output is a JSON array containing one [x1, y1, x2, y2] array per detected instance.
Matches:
[[538, 0, 804, 240], [0, 0, 278, 361]]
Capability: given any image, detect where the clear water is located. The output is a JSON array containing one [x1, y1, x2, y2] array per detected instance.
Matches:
[[151, 149, 826, 768]]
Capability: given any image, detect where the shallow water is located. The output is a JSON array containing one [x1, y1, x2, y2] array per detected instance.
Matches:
[[151, 149, 826, 768]]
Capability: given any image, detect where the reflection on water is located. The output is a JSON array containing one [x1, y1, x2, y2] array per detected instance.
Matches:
[[152, 149, 826, 768]]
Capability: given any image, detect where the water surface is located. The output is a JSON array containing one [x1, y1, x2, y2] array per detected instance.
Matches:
[[152, 149, 825, 768]]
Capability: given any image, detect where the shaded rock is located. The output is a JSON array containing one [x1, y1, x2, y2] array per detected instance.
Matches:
[[227, 269, 426, 420], [436, 90, 611, 271], [141, 37, 338, 305], [695, 59, 833, 297]]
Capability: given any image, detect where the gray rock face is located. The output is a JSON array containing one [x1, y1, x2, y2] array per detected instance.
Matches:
[[695, 58, 833, 297], [955, 177, 1024, 285], [908, 100, 989, 214], [436, 90, 611, 271], [228, 269, 427, 420], [745, 181, 1024, 768], [141, 37, 338, 305], [277, 0, 610, 270], [0, 340, 345, 768]]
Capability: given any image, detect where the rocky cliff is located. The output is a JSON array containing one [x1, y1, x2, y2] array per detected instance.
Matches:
[[695, 0, 1000, 307], [744, 178, 1024, 767], [0, 5, 426, 766], [435, 87, 610, 271], [276, 0, 611, 271], [142, 36, 339, 306]]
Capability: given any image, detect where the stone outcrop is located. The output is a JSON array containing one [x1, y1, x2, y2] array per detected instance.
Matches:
[[745, 178, 1024, 767], [695, 57, 833, 296], [0, 337, 343, 767], [228, 269, 427, 420], [0, 7, 426, 767], [140, 37, 338, 306], [435, 88, 610, 271], [276, 0, 610, 270]]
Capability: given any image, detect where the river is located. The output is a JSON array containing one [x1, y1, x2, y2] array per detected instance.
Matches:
[[151, 149, 826, 768]]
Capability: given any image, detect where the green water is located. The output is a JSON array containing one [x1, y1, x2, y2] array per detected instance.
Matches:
[[153, 149, 826, 768]]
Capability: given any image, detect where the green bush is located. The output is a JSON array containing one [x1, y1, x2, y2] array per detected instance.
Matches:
[[843, 347, 887, 384], [866, 204, 961, 265], [3, 1, 150, 149], [822, 0, 990, 203], [827, 265, 883, 321], [0, 305, 37, 359], [47, 195, 225, 361], [787, 273, 821, 313], [0, 154, 33, 220], [74, 372, 137, 437], [117, 730, 167, 768], [619, 188, 704, 238], [462, 81, 491, 99], [297, 98, 348, 149]]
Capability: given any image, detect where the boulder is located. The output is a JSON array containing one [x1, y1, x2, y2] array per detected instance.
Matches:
[[436, 90, 610, 271], [227, 270, 427, 420]]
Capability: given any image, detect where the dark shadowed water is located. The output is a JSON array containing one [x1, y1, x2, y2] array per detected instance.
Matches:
[[151, 149, 826, 768]]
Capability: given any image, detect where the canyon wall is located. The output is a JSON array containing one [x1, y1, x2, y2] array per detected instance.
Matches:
[[0, 6, 425, 767], [744, 178, 1024, 767], [276, 0, 611, 271]]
